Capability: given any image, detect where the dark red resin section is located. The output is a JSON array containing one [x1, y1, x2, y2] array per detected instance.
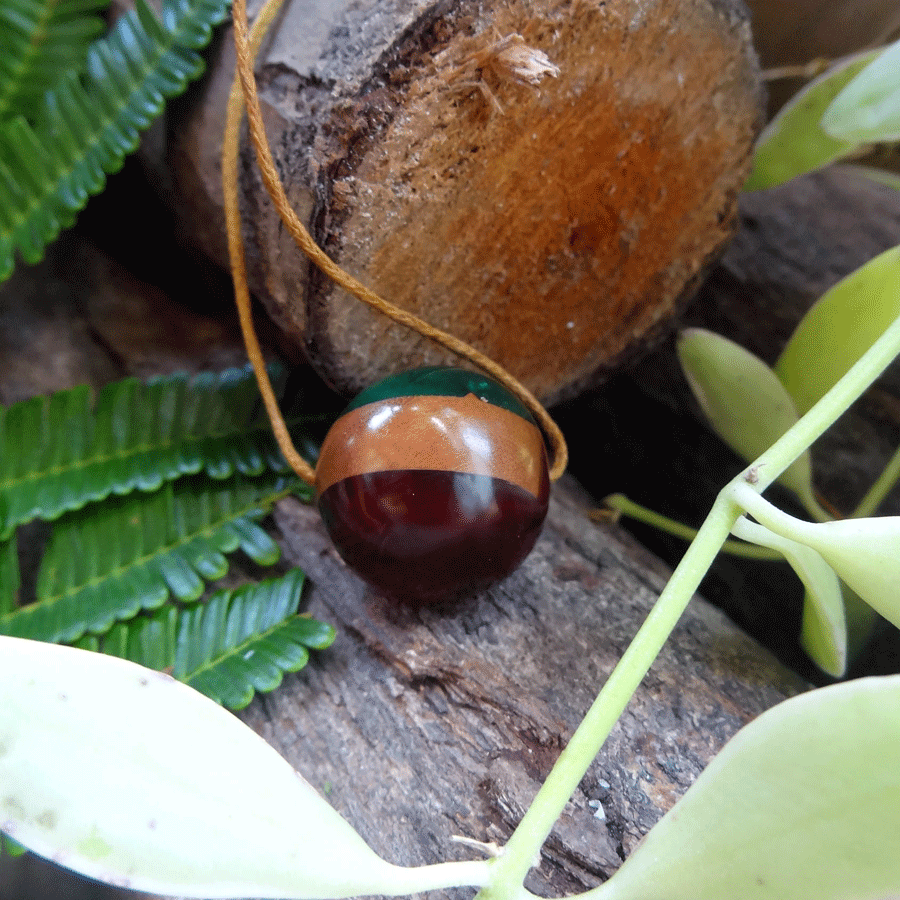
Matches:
[[318, 469, 550, 603]]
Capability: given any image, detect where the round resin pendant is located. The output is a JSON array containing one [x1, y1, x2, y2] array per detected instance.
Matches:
[[315, 367, 550, 602]]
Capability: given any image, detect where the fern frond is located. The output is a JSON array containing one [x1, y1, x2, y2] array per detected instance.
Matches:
[[0, 0, 230, 277], [0, 535, 19, 615], [79, 569, 336, 709], [0, 0, 107, 118], [177, 571, 334, 708], [0, 470, 303, 644], [0, 364, 311, 539]]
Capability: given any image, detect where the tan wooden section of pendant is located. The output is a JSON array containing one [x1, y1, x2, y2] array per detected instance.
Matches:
[[315, 393, 547, 498]]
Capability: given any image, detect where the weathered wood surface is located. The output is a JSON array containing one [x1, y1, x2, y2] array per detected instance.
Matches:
[[233, 478, 806, 899], [0, 233, 807, 898], [165, 0, 763, 405]]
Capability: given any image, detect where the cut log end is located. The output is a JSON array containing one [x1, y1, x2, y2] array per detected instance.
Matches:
[[312, 0, 762, 403], [169, 0, 764, 405]]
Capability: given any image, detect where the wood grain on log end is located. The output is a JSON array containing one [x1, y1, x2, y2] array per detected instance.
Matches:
[[169, 0, 763, 405]]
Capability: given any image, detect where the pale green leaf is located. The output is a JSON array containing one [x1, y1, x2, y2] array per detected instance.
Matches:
[[0, 637, 489, 898], [734, 484, 900, 632], [676, 329, 816, 510], [588, 676, 900, 900], [789, 517, 900, 630], [775, 245, 900, 415], [732, 517, 846, 676], [746, 50, 880, 190], [822, 39, 900, 143]]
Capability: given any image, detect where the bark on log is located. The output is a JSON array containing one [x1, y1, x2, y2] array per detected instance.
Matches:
[[232, 478, 806, 899], [166, 0, 763, 405]]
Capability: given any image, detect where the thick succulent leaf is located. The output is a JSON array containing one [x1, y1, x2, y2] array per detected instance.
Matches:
[[0, 0, 107, 117], [0, 471, 296, 644], [775, 245, 900, 416], [822, 39, 900, 143], [746, 50, 881, 191], [734, 485, 900, 632], [676, 329, 816, 510], [0, 364, 307, 539], [0, 636, 484, 898], [0, 0, 231, 279], [788, 517, 900, 630], [732, 517, 846, 676], [89, 569, 336, 709], [588, 676, 900, 900]]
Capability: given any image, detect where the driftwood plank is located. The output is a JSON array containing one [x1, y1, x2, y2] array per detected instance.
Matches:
[[231, 478, 806, 898]]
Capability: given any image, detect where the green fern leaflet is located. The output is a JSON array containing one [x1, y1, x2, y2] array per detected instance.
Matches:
[[0, 364, 313, 540], [0, 833, 26, 857], [0, 469, 300, 644], [0, 0, 230, 278], [78, 569, 336, 709], [0, 0, 108, 117], [1, 368, 334, 769]]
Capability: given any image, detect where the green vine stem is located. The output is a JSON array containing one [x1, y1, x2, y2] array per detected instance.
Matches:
[[602, 494, 781, 560], [852, 440, 900, 517], [745, 313, 900, 497], [478, 493, 741, 900], [370, 859, 493, 895], [477, 312, 900, 900]]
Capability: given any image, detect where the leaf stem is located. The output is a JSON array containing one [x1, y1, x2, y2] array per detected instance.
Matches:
[[851, 440, 900, 517], [477, 495, 741, 900], [602, 494, 781, 560], [375, 859, 493, 895], [478, 311, 900, 900]]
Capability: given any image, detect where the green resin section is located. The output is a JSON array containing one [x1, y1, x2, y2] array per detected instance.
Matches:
[[343, 367, 536, 423]]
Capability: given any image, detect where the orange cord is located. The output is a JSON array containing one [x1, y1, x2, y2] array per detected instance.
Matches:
[[221, 0, 315, 484], [223, 0, 569, 481]]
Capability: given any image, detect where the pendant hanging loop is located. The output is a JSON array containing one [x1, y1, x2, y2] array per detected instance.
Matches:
[[223, 0, 568, 483]]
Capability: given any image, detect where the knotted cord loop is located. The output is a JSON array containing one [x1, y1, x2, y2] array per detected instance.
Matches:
[[223, 0, 569, 481]]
